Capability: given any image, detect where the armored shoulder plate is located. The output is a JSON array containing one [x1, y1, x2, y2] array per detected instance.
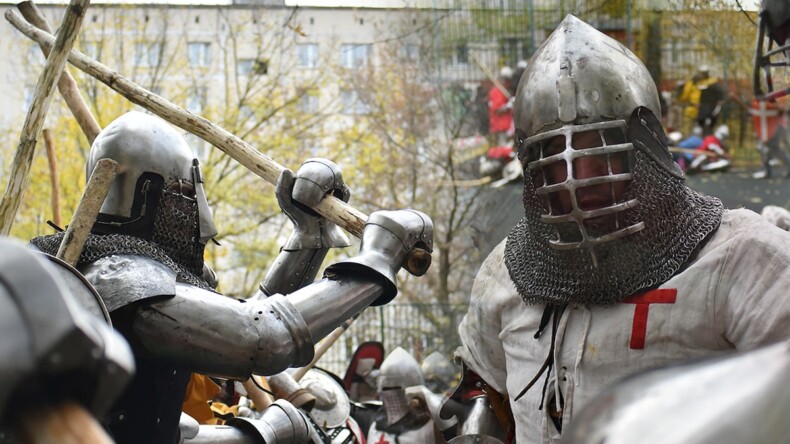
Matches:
[[42, 254, 111, 324], [81, 255, 177, 311]]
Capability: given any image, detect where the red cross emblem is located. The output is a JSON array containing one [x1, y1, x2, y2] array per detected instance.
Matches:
[[622, 289, 677, 349], [375, 434, 390, 444], [750, 99, 782, 142]]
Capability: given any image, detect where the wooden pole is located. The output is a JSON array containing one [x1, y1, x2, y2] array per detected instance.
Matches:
[[16, 401, 113, 444], [56, 158, 118, 266], [241, 376, 274, 412], [4, 9, 368, 238], [0, 0, 90, 236], [17, 1, 101, 144], [292, 315, 357, 382], [470, 52, 512, 99], [43, 128, 61, 227]]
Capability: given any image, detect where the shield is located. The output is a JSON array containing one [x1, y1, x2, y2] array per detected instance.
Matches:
[[343, 341, 385, 392], [301, 368, 351, 429]]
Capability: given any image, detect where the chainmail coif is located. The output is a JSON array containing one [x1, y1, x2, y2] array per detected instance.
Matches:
[[504, 148, 723, 306], [30, 232, 213, 291]]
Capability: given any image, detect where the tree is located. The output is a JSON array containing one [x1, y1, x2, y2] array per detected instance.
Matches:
[[2, 4, 345, 297]]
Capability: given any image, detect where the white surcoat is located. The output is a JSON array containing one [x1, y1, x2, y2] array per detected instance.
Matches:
[[457, 208, 790, 443]]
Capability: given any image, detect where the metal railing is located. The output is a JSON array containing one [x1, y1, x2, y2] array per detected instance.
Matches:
[[314, 302, 468, 377]]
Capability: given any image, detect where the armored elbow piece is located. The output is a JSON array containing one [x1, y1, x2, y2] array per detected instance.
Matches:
[[441, 366, 508, 443], [259, 248, 328, 296], [325, 209, 434, 305], [132, 286, 314, 378], [183, 400, 312, 443]]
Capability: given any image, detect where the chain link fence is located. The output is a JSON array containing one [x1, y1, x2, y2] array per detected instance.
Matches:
[[314, 303, 468, 377]]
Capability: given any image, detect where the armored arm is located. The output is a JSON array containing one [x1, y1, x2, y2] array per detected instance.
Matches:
[[441, 365, 509, 443], [258, 159, 351, 297], [182, 399, 313, 443], [129, 209, 433, 379]]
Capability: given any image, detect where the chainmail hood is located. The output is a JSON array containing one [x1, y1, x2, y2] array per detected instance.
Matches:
[[30, 231, 213, 291], [504, 123, 723, 306]]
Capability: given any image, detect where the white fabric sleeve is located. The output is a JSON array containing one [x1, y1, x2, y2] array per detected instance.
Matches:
[[455, 241, 513, 394], [719, 213, 790, 349]]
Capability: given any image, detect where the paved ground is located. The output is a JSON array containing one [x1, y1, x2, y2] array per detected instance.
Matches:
[[685, 167, 790, 212], [468, 166, 790, 260]]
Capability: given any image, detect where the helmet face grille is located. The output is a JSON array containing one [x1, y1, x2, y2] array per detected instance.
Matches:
[[520, 120, 643, 263]]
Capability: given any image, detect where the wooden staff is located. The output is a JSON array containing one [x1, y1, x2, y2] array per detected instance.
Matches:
[[43, 129, 62, 227], [5, 9, 367, 238], [0, 0, 90, 236], [15, 401, 113, 444], [18, 1, 101, 144], [470, 51, 512, 99], [242, 375, 274, 412], [292, 315, 358, 382], [56, 158, 118, 266]]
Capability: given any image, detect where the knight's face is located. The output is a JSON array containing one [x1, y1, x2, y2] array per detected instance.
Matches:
[[538, 131, 629, 217]]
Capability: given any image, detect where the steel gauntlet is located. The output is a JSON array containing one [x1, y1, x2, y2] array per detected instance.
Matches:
[[279, 158, 351, 250], [325, 209, 434, 305]]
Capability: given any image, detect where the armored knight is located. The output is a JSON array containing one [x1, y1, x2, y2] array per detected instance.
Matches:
[[366, 347, 442, 444], [754, 0, 790, 100], [454, 15, 790, 443], [0, 239, 134, 441], [30, 111, 434, 444], [752, 0, 790, 179], [420, 351, 459, 395]]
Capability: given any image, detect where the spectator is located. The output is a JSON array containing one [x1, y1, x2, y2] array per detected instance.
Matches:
[[488, 66, 514, 149]]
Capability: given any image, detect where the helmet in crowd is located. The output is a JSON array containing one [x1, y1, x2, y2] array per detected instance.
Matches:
[[377, 347, 423, 391], [668, 131, 684, 145], [714, 125, 730, 141], [499, 66, 514, 80], [88, 112, 217, 275], [420, 351, 459, 394], [754, 0, 790, 99], [505, 15, 723, 306]]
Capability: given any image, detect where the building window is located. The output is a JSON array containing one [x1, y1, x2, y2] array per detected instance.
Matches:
[[340, 89, 368, 115], [237, 59, 254, 75], [400, 44, 420, 63], [500, 38, 528, 68], [188, 42, 211, 67], [340, 44, 371, 69], [454, 44, 468, 65], [187, 86, 207, 113], [297, 43, 319, 68], [237, 58, 268, 75], [299, 90, 319, 114], [134, 41, 163, 67]]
